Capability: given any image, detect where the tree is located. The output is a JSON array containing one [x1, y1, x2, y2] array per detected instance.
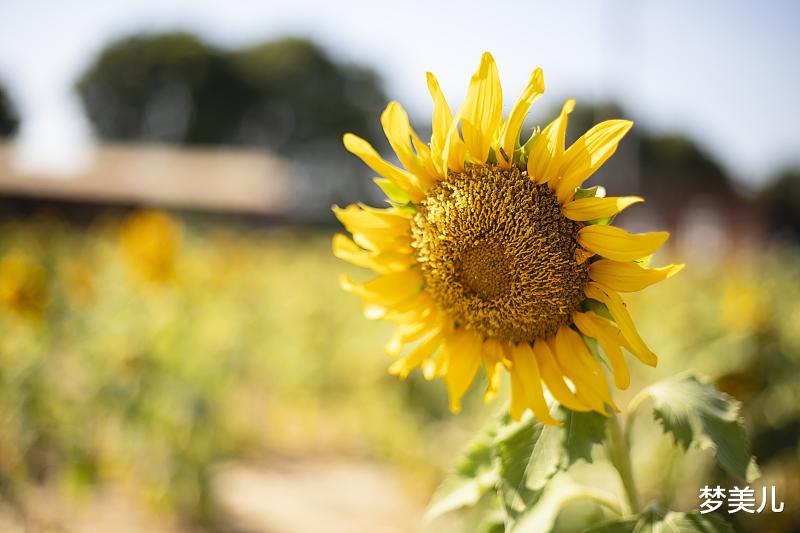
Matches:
[[639, 134, 733, 197], [75, 33, 387, 154], [76, 32, 246, 145], [0, 82, 19, 138], [228, 38, 386, 152], [759, 168, 800, 241]]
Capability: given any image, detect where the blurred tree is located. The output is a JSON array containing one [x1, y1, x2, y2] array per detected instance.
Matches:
[[227, 37, 386, 152], [0, 82, 19, 137], [639, 134, 733, 197], [758, 168, 800, 241], [76, 32, 247, 145], [76, 34, 386, 154]]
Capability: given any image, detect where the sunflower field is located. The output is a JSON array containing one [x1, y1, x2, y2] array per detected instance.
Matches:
[[0, 209, 796, 532]]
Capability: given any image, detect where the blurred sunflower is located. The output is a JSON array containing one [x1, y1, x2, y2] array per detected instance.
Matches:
[[120, 210, 181, 283], [0, 252, 48, 320], [334, 52, 682, 424]]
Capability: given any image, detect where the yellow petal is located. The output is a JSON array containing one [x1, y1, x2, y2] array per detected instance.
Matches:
[[578, 225, 669, 262], [509, 342, 560, 425], [573, 311, 630, 390], [481, 338, 506, 404], [384, 320, 435, 357], [527, 99, 574, 184], [410, 127, 441, 180], [532, 338, 591, 412], [497, 67, 544, 168], [589, 260, 684, 292], [562, 196, 643, 222], [380, 291, 436, 324], [388, 328, 445, 379], [339, 269, 422, 307], [554, 327, 612, 414], [381, 102, 437, 188], [332, 205, 412, 253], [508, 361, 528, 422], [343, 133, 424, 202], [585, 282, 658, 366], [333, 204, 410, 229], [332, 234, 415, 274], [442, 105, 467, 174], [426, 72, 455, 175], [556, 120, 633, 203], [461, 52, 503, 164], [442, 330, 482, 413]]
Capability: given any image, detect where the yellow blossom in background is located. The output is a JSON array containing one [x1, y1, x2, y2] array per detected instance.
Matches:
[[63, 259, 96, 308], [0, 252, 48, 320], [334, 52, 683, 424], [721, 278, 766, 332], [120, 210, 181, 283]]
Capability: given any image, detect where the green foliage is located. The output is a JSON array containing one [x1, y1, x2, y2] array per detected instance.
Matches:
[[494, 415, 544, 520], [585, 504, 734, 533], [635, 374, 760, 482], [526, 408, 607, 490], [427, 407, 608, 529], [513, 476, 618, 533], [425, 413, 504, 519], [76, 34, 386, 152], [0, 82, 19, 137], [427, 372, 760, 532]]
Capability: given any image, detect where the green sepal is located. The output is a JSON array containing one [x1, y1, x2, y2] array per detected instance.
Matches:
[[573, 185, 607, 200], [373, 177, 411, 204], [581, 299, 613, 321], [518, 127, 541, 170]]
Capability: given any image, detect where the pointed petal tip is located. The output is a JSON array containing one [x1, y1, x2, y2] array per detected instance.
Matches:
[[668, 263, 686, 277]]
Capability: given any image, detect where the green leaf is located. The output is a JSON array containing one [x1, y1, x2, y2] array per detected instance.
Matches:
[[427, 407, 608, 527], [635, 374, 760, 482], [512, 476, 619, 533], [585, 504, 734, 533], [426, 411, 548, 526], [494, 414, 544, 519], [425, 416, 501, 520], [526, 407, 608, 491]]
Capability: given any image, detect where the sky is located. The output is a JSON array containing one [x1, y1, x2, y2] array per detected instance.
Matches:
[[0, 0, 798, 185]]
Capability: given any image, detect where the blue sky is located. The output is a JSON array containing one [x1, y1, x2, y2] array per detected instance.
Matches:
[[0, 0, 798, 184]]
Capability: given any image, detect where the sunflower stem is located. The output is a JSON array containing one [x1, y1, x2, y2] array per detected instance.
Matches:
[[606, 413, 640, 514]]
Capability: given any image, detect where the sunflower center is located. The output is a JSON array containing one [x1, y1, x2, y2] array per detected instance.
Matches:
[[411, 165, 589, 343]]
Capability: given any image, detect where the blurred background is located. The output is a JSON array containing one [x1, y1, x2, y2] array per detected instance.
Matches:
[[0, 1, 798, 532]]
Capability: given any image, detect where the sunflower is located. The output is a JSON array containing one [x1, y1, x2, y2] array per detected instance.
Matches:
[[0, 252, 48, 320], [120, 210, 181, 283], [333, 52, 682, 425]]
